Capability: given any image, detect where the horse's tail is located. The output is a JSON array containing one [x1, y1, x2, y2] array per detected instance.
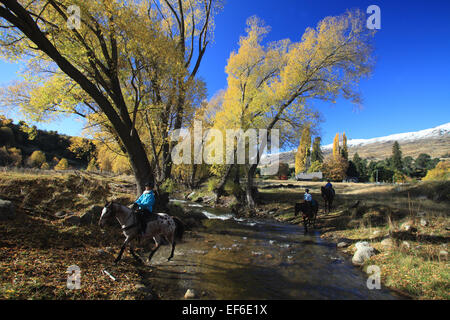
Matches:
[[172, 216, 185, 241]]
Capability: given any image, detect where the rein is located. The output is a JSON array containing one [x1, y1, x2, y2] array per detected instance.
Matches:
[[110, 203, 138, 232]]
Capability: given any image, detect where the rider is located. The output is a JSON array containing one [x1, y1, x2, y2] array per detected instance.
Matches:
[[304, 188, 312, 202], [304, 188, 318, 210], [132, 181, 156, 235], [324, 179, 335, 196]]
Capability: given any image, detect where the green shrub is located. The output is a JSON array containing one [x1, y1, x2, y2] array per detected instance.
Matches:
[[224, 180, 242, 196], [160, 178, 176, 193], [207, 178, 219, 192]]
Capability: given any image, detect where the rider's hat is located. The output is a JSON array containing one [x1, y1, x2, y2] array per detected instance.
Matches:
[[144, 181, 154, 188]]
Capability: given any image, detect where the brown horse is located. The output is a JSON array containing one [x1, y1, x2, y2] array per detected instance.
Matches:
[[295, 201, 318, 233], [321, 187, 334, 214]]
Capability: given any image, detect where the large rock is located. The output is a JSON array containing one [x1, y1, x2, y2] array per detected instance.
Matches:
[[184, 289, 196, 299], [381, 238, 394, 249], [401, 221, 417, 232], [0, 199, 15, 221], [352, 241, 376, 266], [337, 241, 350, 249], [80, 205, 104, 225]]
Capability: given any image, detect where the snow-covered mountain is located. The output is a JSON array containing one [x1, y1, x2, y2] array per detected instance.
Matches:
[[322, 123, 450, 150], [260, 122, 450, 166]]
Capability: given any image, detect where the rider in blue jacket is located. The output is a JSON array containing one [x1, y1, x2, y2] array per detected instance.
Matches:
[[132, 181, 156, 234], [324, 179, 335, 196]]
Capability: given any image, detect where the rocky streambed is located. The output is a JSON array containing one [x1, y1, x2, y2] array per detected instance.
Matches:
[[137, 200, 401, 300]]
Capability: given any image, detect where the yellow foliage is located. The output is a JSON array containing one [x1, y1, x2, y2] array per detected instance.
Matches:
[[40, 162, 50, 170], [295, 125, 311, 175], [423, 161, 449, 181], [332, 133, 340, 160], [322, 154, 349, 181], [54, 158, 69, 170], [28, 150, 46, 168]]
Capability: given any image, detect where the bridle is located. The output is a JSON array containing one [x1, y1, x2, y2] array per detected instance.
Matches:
[[105, 202, 139, 232]]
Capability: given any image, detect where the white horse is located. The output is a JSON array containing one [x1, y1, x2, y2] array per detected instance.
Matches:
[[99, 202, 185, 264]]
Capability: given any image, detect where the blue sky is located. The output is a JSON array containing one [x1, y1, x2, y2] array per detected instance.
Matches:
[[1, 0, 450, 145]]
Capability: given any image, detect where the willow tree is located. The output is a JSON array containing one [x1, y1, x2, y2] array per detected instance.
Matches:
[[212, 10, 375, 208], [0, 0, 221, 193]]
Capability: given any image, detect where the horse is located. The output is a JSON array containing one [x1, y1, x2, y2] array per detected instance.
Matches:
[[294, 200, 318, 233], [321, 186, 334, 214], [98, 202, 185, 265]]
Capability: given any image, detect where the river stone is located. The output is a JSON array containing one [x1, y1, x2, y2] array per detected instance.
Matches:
[[337, 242, 350, 248], [381, 238, 394, 248], [184, 289, 196, 299], [401, 241, 411, 249], [352, 242, 375, 266], [420, 218, 429, 227], [0, 199, 15, 221], [401, 221, 417, 232], [62, 215, 81, 226]]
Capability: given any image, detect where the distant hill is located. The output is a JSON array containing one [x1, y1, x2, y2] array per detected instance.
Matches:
[[261, 123, 450, 167], [0, 116, 93, 168]]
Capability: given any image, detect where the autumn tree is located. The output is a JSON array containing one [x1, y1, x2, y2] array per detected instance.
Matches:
[[27, 150, 46, 168], [54, 158, 69, 170], [332, 134, 339, 160], [308, 160, 322, 173], [68, 137, 96, 163], [311, 137, 323, 163], [423, 161, 449, 181], [41, 162, 50, 170], [295, 125, 311, 175], [322, 154, 349, 181], [210, 11, 375, 207], [0, 0, 222, 194]]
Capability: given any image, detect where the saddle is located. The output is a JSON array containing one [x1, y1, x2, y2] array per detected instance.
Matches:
[[133, 208, 158, 234]]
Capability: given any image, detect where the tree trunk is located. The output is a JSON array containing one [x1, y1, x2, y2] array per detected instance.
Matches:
[[214, 164, 234, 202], [120, 132, 154, 196], [245, 164, 258, 209], [189, 164, 198, 189]]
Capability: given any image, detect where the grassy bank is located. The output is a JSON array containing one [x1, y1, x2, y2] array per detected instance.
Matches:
[[1, 171, 448, 300], [263, 179, 449, 300]]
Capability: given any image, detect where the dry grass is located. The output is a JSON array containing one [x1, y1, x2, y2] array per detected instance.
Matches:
[[259, 179, 449, 300]]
